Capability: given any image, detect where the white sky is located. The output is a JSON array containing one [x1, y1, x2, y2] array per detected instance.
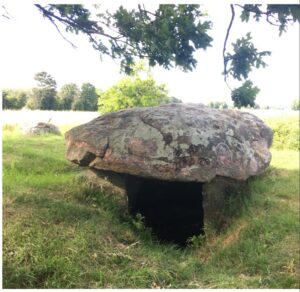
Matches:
[[0, 1, 299, 108]]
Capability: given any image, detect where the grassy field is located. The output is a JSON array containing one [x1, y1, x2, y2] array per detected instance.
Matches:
[[2, 116, 299, 288]]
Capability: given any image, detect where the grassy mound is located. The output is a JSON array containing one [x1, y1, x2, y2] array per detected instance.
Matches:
[[2, 124, 299, 288]]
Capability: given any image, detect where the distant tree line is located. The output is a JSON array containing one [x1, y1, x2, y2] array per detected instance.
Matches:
[[3, 71, 98, 111], [2, 67, 182, 112], [207, 101, 229, 109], [2, 89, 30, 109], [3, 69, 297, 112]]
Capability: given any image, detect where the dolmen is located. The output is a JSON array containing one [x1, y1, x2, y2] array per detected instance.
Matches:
[[65, 103, 273, 245], [28, 122, 61, 136]]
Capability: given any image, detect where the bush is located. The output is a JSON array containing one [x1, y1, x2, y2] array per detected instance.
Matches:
[[265, 116, 299, 150], [291, 99, 299, 111], [98, 62, 181, 113]]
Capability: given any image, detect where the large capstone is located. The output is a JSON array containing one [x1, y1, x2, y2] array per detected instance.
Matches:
[[65, 103, 272, 182], [65, 103, 273, 244]]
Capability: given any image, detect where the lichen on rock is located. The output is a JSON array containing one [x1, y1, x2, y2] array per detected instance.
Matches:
[[65, 103, 273, 183]]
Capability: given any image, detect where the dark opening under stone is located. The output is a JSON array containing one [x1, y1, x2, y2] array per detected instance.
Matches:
[[126, 175, 204, 246]]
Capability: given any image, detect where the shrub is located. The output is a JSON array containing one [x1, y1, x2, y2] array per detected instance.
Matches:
[[291, 99, 299, 111], [265, 116, 299, 150], [98, 62, 181, 113]]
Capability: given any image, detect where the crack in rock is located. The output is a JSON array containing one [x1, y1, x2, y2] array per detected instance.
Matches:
[[101, 138, 110, 159], [140, 114, 173, 147]]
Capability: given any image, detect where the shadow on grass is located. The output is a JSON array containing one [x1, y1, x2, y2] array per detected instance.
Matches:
[[2, 132, 299, 288]]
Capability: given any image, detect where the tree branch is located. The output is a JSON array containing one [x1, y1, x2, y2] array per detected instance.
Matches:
[[235, 4, 294, 26], [41, 10, 77, 49], [35, 4, 99, 35], [34, 4, 149, 61], [223, 4, 235, 89], [1, 5, 12, 19], [266, 14, 281, 27]]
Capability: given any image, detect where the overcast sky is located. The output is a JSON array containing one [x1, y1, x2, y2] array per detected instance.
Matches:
[[1, 2, 299, 108]]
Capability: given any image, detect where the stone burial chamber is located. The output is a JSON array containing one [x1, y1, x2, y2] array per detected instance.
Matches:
[[65, 103, 273, 245], [25, 122, 61, 136]]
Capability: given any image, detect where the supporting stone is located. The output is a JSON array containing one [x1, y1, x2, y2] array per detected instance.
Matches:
[[202, 176, 250, 231], [79, 168, 251, 245]]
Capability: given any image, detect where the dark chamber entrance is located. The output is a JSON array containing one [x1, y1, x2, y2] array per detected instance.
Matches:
[[125, 176, 204, 246]]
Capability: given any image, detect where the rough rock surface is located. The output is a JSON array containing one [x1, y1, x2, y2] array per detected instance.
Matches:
[[28, 122, 61, 135], [202, 176, 250, 230], [65, 103, 272, 182]]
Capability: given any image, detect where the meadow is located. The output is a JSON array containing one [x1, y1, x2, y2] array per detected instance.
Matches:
[[2, 111, 299, 288]]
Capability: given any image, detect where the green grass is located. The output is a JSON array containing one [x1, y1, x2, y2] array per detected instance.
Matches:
[[2, 124, 299, 288]]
